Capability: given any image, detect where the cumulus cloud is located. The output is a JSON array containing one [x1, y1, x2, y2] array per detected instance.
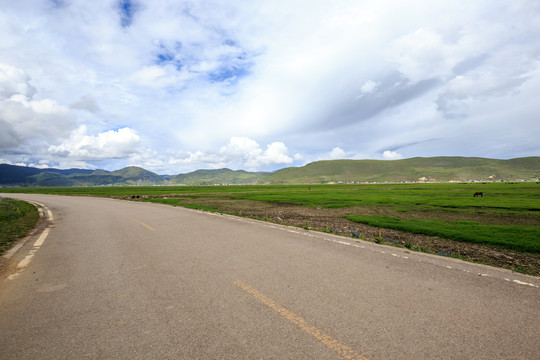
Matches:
[[328, 147, 346, 160], [48, 126, 141, 161], [219, 137, 292, 169], [382, 150, 403, 160], [168, 136, 293, 171], [0, 64, 36, 100], [0, 64, 75, 152]]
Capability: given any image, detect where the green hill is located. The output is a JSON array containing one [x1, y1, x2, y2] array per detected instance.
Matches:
[[170, 168, 268, 185], [0, 164, 164, 187], [110, 166, 164, 184], [266, 157, 540, 184], [1, 157, 538, 187]]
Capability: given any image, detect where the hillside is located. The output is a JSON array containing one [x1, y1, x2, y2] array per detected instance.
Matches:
[[1, 157, 538, 187], [266, 157, 540, 184], [170, 168, 268, 185], [0, 164, 164, 187]]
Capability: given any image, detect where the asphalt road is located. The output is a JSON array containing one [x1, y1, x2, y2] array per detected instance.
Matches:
[[0, 194, 538, 359]]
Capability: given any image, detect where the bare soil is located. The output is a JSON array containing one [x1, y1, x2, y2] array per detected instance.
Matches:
[[154, 197, 539, 276]]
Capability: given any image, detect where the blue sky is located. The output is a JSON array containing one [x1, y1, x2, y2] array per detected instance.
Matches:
[[0, 0, 539, 174]]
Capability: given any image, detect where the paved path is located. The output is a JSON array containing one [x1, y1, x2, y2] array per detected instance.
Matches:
[[1, 194, 538, 359]]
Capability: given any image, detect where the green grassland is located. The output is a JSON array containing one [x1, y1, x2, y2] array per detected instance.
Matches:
[[0, 198, 40, 255], [345, 216, 538, 253], [3, 182, 539, 255]]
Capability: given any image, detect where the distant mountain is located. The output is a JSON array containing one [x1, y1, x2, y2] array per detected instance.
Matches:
[[0, 164, 164, 187], [1, 157, 538, 187], [170, 168, 269, 185], [0, 164, 94, 184], [110, 166, 164, 184]]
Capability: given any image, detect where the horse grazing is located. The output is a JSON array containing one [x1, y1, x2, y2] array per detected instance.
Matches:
[[473, 192, 483, 197]]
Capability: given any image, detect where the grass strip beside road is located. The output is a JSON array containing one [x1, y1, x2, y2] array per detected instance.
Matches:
[[0, 198, 39, 255], [346, 216, 539, 253]]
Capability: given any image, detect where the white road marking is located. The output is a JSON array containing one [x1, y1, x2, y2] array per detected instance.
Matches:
[[6, 202, 53, 280], [513, 280, 539, 288], [33, 227, 50, 247], [17, 249, 38, 270]]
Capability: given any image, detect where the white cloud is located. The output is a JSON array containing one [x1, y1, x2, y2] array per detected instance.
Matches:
[[328, 147, 346, 160], [71, 95, 100, 113], [220, 137, 260, 159], [382, 150, 403, 160], [389, 28, 459, 83], [128, 65, 194, 89], [166, 136, 293, 171], [0, 64, 75, 151], [48, 126, 141, 161], [0, 63, 36, 100], [219, 137, 293, 169], [360, 80, 379, 94], [255, 142, 293, 167]]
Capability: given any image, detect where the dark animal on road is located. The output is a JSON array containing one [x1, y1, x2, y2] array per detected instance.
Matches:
[[473, 192, 483, 197]]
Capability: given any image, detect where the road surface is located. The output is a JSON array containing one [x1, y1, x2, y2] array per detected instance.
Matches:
[[0, 194, 538, 359]]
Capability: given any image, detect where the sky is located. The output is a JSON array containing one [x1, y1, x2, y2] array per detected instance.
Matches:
[[0, 0, 539, 174]]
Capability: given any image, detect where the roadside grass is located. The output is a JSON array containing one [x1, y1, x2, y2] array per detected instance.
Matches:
[[346, 215, 539, 253], [0, 198, 39, 255]]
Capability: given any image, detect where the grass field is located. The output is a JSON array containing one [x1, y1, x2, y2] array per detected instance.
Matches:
[[2, 182, 539, 272], [0, 198, 39, 255], [4, 182, 539, 208], [345, 216, 539, 253]]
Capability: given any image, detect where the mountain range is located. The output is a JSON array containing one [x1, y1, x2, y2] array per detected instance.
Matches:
[[1, 157, 539, 187]]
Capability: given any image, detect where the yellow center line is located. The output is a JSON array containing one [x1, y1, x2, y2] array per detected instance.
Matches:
[[234, 280, 369, 360], [132, 218, 155, 231]]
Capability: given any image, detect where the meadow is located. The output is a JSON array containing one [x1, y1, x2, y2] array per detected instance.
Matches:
[[2, 182, 539, 273]]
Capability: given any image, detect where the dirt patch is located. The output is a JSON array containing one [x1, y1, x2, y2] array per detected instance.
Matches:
[[147, 197, 539, 276]]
